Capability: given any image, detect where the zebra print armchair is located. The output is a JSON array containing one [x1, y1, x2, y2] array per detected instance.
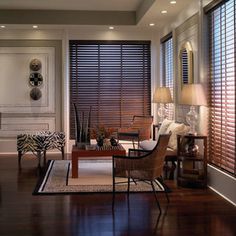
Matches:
[[17, 131, 65, 166]]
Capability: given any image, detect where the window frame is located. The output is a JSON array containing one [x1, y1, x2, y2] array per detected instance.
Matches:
[[69, 40, 151, 139], [160, 33, 174, 120], [206, 0, 236, 176]]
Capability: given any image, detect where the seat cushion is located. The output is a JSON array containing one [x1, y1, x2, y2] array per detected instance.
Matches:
[[140, 121, 189, 155], [139, 140, 176, 156], [139, 140, 157, 150], [166, 123, 188, 150], [156, 119, 173, 141]]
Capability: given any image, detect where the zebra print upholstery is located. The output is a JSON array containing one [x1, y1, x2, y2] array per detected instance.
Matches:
[[17, 131, 65, 166]]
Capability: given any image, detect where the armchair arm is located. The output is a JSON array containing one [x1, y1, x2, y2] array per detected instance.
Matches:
[[113, 154, 145, 160], [128, 148, 151, 156]]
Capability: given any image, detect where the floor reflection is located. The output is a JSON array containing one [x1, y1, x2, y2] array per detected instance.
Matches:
[[69, 193, 169, 236]]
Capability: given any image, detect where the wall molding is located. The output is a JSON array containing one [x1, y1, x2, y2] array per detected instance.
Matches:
[[0, 40, 62, 152], [174, 13, 199, 123], [208, 164, 236, 206], [175, 13, 199, 36], [0, 117, 56, 138], [0, 46, 55, 113]]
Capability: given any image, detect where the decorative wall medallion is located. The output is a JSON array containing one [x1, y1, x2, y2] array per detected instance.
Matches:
[[30, 87, 42, 100], [30, 58, 42, 71], [29, 72, 43, 86]]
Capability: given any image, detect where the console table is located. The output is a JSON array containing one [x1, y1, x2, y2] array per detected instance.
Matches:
[[71, 144, 126, 178]]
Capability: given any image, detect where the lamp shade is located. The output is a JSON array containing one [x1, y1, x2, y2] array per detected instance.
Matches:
[[153, 87, 173, 103], [180, 84, 207, 106]]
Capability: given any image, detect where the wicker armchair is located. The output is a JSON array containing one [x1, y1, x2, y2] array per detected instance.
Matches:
[[117, 115, 153, 148], [112, 133, 171, 212]]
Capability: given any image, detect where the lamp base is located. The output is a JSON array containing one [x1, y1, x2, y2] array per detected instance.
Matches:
[[184, 137, 199, 156], [186, 106, 198, 135], [158, 104, 166, 123]]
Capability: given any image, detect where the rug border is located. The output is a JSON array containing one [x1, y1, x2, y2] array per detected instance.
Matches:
[[33, 160, 54, 195], [33, 160, 172, 195]]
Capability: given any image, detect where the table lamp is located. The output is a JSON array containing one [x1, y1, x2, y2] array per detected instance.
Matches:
[[153, 87, 173, 122], [180, 83, 207, 135]]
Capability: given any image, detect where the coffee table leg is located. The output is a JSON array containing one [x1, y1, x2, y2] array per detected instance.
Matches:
[[72, 149, 78, 178]]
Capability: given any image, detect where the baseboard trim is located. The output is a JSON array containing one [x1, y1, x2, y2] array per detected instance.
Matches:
[[208, 164, 236, 206], [208, 186, 236, 207]]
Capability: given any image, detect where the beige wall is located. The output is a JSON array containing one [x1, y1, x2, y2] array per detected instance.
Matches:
[[0, 38, 62, 153], [0, 0, 235, 206], [0, 28, 160, 153], [159, 0, 236, 206], [65, 27, 160, 152]]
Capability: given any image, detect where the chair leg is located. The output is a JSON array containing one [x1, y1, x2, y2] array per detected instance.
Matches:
[[127, 176, 130, 197], [61, 147, 65, 160], [18, 151, 22, 165], [43, 150, 46, 165], [164, 190, 170, 203], [37, 151, 42, 167], [151, 181, 162, 213], [155, 177, 169, 203], [132, 140, 135, 149], [169, 160, 176, 180], [112, 159, 115, 210]]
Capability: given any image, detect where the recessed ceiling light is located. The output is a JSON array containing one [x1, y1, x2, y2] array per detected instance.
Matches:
[[161, 10, 168, 14], [33, 25, 38, 29], [170, 0, 177, 4], [109, 26, 114, 30], [1, 25, 6, 28], [149, 23, 155, 26]]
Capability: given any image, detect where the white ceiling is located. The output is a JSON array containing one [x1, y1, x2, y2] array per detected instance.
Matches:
[[0, 0, 198, 29], [0, 0, 143, 11]]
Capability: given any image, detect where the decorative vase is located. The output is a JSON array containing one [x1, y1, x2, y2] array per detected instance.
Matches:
[[96, 137, 104, 147], [184, 137, 199, 156], [110, 137, 118, 146], [73, 103, 91, 148]]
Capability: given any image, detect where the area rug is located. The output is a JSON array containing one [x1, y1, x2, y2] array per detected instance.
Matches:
[[33, 160, 170, 195]]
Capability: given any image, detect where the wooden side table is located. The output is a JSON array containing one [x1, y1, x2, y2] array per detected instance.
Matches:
[[177, 134, 207, 188]]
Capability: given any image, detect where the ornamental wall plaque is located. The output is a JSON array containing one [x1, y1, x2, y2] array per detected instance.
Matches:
[[30, 87, 42, 100], [30, 58, 42, 71], [29, 72, 43, 87]]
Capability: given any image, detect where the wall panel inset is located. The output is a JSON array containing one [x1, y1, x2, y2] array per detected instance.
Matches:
[[0, 40, 62, 153], [0, 117, 56, 138], [0, 47, 55, 113]]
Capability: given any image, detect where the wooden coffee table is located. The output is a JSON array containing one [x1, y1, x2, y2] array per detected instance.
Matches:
[[71, 144, 126, 178]]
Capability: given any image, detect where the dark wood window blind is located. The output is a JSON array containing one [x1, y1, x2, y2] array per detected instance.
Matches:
[[208, 0, 236, 176], [69, 40, 151, 139], [161, 34, 174, 120]]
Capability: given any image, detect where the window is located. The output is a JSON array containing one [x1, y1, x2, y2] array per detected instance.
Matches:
[[207, 0, 235, 176], [69, 40, 151, 139], [160, 33, 174, 120]]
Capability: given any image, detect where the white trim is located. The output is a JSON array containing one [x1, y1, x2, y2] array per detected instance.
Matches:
[[38, 160, 54, 193], [0, 151, 62, 156], [208, 186, 236, 207], [208, 164, 236, 181]]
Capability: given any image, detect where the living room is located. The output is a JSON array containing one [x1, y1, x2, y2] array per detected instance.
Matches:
[[0, 0, 236, 235]]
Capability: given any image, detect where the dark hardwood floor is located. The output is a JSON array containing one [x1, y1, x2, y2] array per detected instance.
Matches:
[[0, 154, 236, 236]]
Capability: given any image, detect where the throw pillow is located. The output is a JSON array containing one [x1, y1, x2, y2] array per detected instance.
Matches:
[[156, 119, 173, 141], [166, 122, 186, 150]]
